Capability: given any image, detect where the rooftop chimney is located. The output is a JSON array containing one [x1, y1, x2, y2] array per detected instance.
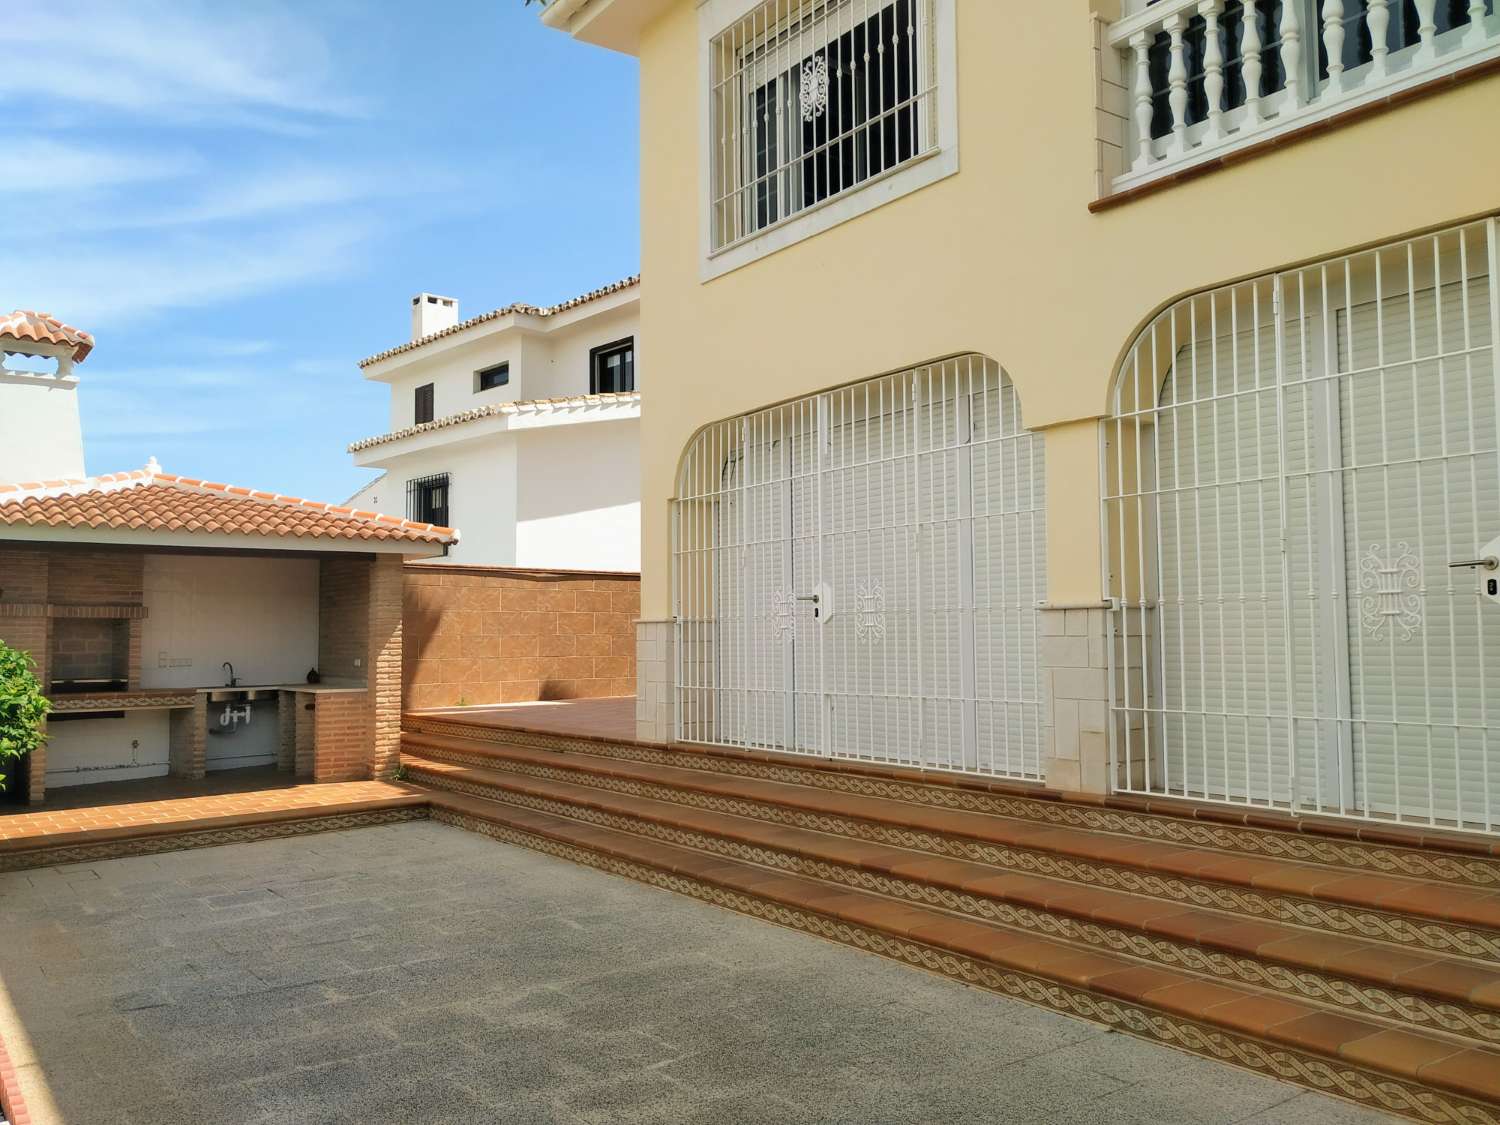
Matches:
[[411, 293, 459, 341], [0, 310, 91, 484]]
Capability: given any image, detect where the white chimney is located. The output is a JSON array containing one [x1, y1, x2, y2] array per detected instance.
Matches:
[[0, 311, 91, 485], [411, 293, 459, 341]]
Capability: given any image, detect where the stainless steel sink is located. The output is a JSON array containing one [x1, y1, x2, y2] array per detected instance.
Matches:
[[242, 689, 278, 702], [206, 689, 245, 704]]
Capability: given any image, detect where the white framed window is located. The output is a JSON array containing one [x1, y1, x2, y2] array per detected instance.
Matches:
[[701, 0, 957, 279]]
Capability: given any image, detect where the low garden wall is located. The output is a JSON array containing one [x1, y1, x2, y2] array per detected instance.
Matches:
[[402, 564, 639, 710]]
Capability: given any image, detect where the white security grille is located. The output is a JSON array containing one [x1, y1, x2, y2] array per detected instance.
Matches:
[[675, 355, 1046, 778], [709, 0, 938, 252], [1103, 218, 1500, 831]]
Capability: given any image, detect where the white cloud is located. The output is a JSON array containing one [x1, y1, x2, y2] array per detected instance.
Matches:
[[4, 140, 201, 193], [175, 339, 278, 359], [0, 2, 477, 340], [0, 1, 364, 126], [0, 220, 371, 327]]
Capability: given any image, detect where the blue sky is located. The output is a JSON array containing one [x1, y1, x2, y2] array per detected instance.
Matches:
[[1, 0, 639, 504]]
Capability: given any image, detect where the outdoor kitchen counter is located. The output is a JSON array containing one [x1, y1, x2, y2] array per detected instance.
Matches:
[[48, 689, 199, 714], [192, 682, 368, 695]]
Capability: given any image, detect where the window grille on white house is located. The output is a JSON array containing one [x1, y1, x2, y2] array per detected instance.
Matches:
[[1103, 218, 1500, 833], [674, 356, 1046, 779], [709, 0, 938, 253]]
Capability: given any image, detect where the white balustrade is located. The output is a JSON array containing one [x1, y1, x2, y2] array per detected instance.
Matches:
[[1130, 31, 1154, 171], [1414, 0, 1439, 61], [1322, 0, 1346, 93], [1165, 14, 1189, 155], [1105, 0, 1500, 192], [1199, 0, 1226, 140], [1280, 0, 1303, 104], [1242, 1, 1263, 125], [1369, 0, 1391, 77]]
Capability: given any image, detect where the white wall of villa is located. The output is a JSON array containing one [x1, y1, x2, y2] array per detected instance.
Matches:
[[349, 281, 641, 571]]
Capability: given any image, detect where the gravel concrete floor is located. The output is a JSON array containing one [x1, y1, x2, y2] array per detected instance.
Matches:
[[0, 820, 1398, 1125]]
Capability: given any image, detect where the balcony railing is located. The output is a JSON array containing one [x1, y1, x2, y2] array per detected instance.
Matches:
[[1102, 0, 1499, 192]]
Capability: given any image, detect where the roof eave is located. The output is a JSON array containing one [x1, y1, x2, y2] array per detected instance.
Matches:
[[358, 279, 639, 374], [348, 393, 642, 460], [0, 524, 451, 557], [541, 0, 673, 57]]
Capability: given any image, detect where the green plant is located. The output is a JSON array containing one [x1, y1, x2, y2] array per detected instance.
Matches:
[[0, 642, 49, 790]]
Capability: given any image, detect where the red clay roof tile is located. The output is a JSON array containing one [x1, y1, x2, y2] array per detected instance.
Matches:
[[0, 466, 455, 546], [0, 310, 94, 362], [358, 275, 638, 368]]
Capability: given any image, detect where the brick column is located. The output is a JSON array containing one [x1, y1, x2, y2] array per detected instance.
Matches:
[[1039, 605, 1111, 794], [312, 693, 372, 781], [0, 547, 52, 804], [367, 555, 404, 778], [24, 746, 46, 805], [635, 619, 675, 744], [169, 697, 207, 779], [294, 693, 315, 777], [276, 693, 297, 771]]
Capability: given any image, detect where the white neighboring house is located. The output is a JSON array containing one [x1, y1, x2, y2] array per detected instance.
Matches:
[[347, 277, 640, 570]]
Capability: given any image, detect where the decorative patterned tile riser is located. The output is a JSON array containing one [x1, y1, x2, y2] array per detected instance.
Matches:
[[429, 805, 1500, 1125], [401, 720, 1500, 889], [0, 808, 429, 873], [398, 751, 1500, 961], [410, 768, 1500, 1048]]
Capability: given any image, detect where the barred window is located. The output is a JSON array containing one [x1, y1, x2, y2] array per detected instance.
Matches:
[[407, 473, 449, 527], [709, 0, 938, 253]]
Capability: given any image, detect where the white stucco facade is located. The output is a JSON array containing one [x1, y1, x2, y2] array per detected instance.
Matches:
[[348, 279, 641, 571]]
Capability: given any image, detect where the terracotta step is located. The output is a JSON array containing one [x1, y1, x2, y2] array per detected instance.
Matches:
[[0, 788, 430, 873], [403, 713, 1500, 878], [422, 786, 1500, 1122], [402, 753, 1500, 1047], [400, 730, 1500, 947]]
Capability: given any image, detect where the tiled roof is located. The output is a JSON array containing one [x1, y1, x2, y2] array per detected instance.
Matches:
[[0, 463, 456, 546], [0, 310, 94, 363], [358, 275, 639, 368], [348, 390, 641, 453]]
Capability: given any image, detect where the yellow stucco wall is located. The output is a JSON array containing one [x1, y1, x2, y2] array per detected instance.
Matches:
[[634, 0, 1500, 618]]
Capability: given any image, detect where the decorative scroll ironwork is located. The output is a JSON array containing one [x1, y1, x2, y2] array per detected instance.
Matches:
[[799, 54, 829, 122], [854, 579, 886, 643], [1359, 542, 1423, 642], [769, 590, 797, 639]]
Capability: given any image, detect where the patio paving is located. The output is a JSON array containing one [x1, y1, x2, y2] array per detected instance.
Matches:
[[0, 820, 1398, 1125]]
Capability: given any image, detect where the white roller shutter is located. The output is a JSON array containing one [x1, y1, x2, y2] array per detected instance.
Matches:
[[678, 355, 1046, 780], [1109, 220, 1500, 831], [1337, 266, 1499, 825]]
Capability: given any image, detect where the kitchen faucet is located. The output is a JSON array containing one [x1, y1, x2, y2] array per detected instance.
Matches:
[[222, 662, 237, 687]]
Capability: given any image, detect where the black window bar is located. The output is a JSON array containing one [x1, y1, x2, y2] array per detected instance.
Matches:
[[407, 472, 450, 527]]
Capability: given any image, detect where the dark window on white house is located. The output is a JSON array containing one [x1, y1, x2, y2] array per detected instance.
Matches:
[[407, 473, 449, 526], [475, 362, 510, 392], [414, 383, 435, 425], [590, 338, 635, 394]]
